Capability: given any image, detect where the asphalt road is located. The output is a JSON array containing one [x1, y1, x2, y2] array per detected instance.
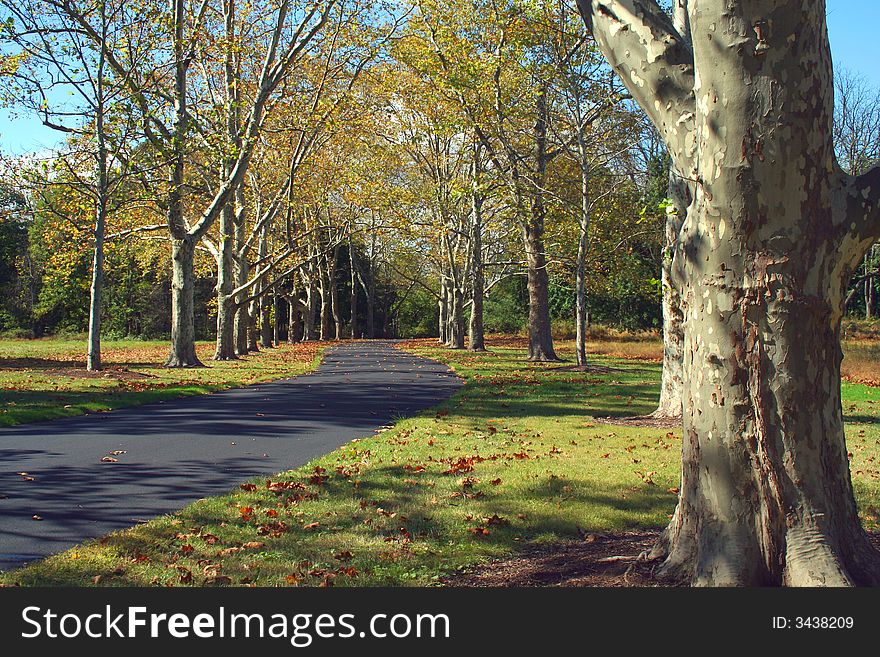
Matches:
[[0, 340, 461, 570]]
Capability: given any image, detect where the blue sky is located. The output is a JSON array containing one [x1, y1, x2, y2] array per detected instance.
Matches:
[[1, 0, 878, 155]]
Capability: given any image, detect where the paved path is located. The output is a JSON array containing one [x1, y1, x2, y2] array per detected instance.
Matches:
[[0, 341, 460, 570]]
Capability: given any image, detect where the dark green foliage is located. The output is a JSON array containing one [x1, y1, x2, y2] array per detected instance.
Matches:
[[394, 288, 438, 338]]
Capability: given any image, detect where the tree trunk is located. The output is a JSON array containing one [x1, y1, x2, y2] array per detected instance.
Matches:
[[86, 62, 108, 372], [523, 220, 557, 361], [214, 204, 238, 360], [574, 222, 588, 368], [330, 245, 342, 340], [166, 237, 203, 367], [469, 146, 486, 352], [260, 290, 273, 348], [86, 206, 105, 372], [87, 181, 107, 372], [438, 279, 449, 344], [449, 286, 465, 349], [247, 299, 259, 352], [361, 271, 375, 339], [233, 280, 251, 356], [287, 294, 301, 343], [574, 130, 590, 367], [273, 291, 282, 344], [349, 240, 358, 339], [652, 167, 688, 418], [582, 0, 880, 585], [302, 279, 317, 341], [524, 86, 558, 362]]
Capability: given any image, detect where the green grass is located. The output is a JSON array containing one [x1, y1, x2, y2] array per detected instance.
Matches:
[[4, 339, 878, 587], [0, 338, 324, 426]]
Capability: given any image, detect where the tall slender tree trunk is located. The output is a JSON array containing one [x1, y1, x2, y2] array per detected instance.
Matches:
[[164, 0, 202, 369], [524, 86, 558, 362], [574, 131, 590, 367], [349, 240, 358, 338], [330, 245, 342, 340], [469, 143, 486, 352], [357, 266, 374, 339], [438, 278, 449, 344], [234, 230, 250, 356], [273, 290, 282, 344], [86, 35, 107, 373], [319, 258, 331, 341], [87, 200, 106, 372]]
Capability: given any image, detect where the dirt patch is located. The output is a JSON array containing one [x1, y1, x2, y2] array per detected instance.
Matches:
[[597, 414, 681, 429], [444, 530, 672, 587], [444, 530, 880, 587], [548, 364, 621, 374]]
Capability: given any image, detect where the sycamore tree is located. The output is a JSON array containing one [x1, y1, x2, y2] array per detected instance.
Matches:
[[0, 0, 149, 370], [579, 0, 880, 585]]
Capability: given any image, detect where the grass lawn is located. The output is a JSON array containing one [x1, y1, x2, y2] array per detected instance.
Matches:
[[0, 339, 323, 426], [3, 337, 878, 587]]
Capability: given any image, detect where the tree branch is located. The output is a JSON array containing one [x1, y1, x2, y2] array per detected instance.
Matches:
[[576, 0, 696, 173]]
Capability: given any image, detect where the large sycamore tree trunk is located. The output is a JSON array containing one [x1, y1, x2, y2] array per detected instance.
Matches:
[[580, 0, 880, 585]]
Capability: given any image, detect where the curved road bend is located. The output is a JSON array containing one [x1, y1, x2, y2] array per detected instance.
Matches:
[[0, 340, 461, 570]]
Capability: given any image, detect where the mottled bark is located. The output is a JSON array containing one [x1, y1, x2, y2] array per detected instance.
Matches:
[[318, 256, 331, 341], [272, 291, 282, 344], [214, 204, 238, 361], [302, 277, 318, 341], [166, 237, 203, 367], [652, 168, 688, 418], [525, 88, 559, 362], [469, 158, 486, 352], [523, 218, 557, 362], [330, 245, 342, 340], [438, 278, 449, 344], [448, 286, 465, 349], [86, 42, 108, 372], [574, 128, 591, 367], [581, 0, 880, 585], [349, 240, 358, 339]]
